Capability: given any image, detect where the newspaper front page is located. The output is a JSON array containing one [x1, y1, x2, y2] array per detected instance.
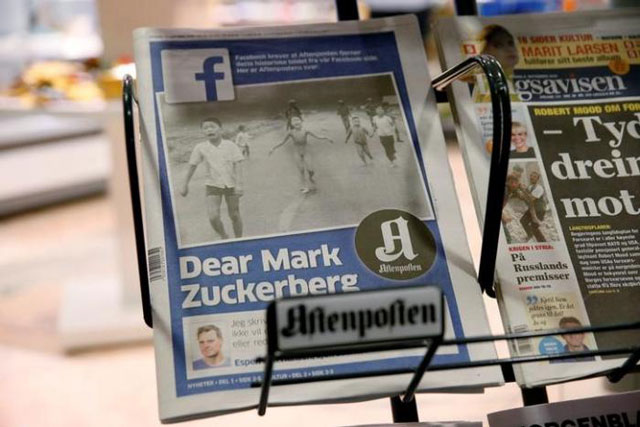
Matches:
[[437, 9, 640, 387], [134, 16, 502, 422]]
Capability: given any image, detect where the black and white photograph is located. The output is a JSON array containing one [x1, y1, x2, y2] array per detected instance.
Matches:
[[159, 74, 433, 247], [502, 161, 559, 244]]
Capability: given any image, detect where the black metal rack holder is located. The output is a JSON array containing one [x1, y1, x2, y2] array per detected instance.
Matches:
[[120, 0, 640, 423], [245, 54, 640, 420]]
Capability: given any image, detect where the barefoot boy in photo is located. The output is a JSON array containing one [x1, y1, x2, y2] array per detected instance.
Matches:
[[344, 115, 374, 166], [269, 116, 333, 194], [180, 117, 244, 240]]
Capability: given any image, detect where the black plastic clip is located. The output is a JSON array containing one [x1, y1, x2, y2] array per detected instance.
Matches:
[[432, 54, 512, 298], [607, 346, 640, 383], [122, 75, 153, 328]]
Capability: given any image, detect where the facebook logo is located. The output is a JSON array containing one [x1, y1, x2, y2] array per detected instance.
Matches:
[[162, 48, 234, 103], [195, 56, 226, 101]]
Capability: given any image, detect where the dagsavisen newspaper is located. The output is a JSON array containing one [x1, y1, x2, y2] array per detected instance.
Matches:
[[437, 9, 640, 387], [133, 16, 501, 422]]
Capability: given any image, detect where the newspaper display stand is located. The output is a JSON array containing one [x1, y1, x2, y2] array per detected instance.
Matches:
[[121, 0, 640, 423]]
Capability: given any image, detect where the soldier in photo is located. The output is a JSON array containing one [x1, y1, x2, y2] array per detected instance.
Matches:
[[501, 173, 521, 243], [336, 99, 351, 131], [517, 170, 548, 242], [372, 105, 398, 167], [363, 97, 377, 126]]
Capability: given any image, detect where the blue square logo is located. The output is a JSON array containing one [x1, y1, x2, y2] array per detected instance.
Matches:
[[162, 48, 234, 103]]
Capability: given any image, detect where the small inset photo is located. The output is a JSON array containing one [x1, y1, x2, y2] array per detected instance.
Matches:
[[184, 318, 232, 375], [557, 316, 596, 359], [544, 316, 597, 363], [502, 161, 559, 244], [483, 120, 536, 159], [508, 120, 536, 159]]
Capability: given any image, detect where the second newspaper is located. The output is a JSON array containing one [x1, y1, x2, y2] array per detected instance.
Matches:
[[437, 9, 640, 388]]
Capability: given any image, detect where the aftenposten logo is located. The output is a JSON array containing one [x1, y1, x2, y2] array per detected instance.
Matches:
[[354, 209, 436, 280]]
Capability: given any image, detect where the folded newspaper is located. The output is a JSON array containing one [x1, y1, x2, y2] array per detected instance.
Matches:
[[436, 9, 640, 388], [134, 16, 502, 422]]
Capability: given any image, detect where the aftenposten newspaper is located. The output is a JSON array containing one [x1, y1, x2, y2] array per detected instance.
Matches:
[[134, 16, 502, 422]]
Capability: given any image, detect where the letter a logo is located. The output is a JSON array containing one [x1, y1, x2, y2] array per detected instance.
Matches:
[[355, 209, 435, 280], [374, 216, 418, 262]]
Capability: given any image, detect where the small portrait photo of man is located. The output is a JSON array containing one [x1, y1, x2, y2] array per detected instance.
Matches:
[[192, 324, 230, 370], [558, 316, 595, 362]]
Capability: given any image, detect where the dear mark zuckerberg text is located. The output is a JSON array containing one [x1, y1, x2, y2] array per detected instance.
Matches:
[[179, 244, 361, 309]]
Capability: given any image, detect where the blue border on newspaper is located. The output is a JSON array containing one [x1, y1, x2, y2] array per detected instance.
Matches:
[[149, 32, 471, 397]]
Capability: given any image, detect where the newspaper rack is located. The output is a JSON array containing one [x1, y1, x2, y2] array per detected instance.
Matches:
[[247, 55, 640, 419], [120, 0, 640, 422], [254, 302, 640, 418]]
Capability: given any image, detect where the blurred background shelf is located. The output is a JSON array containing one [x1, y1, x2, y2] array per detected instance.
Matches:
[[0, 110, 109, 217]]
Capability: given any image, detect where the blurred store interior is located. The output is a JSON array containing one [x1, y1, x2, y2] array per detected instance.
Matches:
[[0, 0, 637, 426]]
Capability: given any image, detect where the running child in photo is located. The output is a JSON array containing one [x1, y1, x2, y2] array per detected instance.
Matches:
[[269, 116, 334, 194], [372, 105, 398, 167], [344, 115, 374, 166], [382, 102, 404, 143], [235, 125, 251, 159], [181, 117, 244, 240]]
